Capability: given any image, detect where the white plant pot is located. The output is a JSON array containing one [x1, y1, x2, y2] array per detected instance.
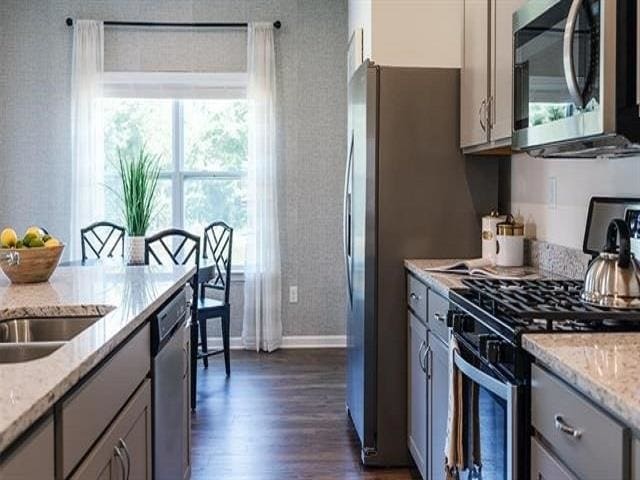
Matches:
[[126, 236, 146, 265]]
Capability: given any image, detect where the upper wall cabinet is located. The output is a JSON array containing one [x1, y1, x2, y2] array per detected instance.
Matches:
[[461, 0, 526, 153], [348, 0, 463, 70]]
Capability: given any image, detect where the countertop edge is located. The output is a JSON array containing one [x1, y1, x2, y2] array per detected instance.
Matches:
[[0, 267, 195, 452]]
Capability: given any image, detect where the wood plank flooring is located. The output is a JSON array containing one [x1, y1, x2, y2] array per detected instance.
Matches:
[[191, 349, 418, 480]]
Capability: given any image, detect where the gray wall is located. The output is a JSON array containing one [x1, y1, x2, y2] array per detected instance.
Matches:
[[0, 0, 348, 339]]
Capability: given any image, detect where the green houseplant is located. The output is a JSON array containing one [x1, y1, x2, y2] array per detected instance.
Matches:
[[113, 145, 161, 264]]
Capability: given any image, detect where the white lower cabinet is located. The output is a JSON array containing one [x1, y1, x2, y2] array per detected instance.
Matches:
[[0, 415, 54, 479], [408, 312, 427, 478], [71, 379, 152, 480]]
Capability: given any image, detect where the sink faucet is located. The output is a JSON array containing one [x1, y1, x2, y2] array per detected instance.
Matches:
[[2, 251, 20, 266]]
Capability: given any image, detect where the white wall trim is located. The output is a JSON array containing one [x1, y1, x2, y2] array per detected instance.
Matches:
[[206, 335, 346, 349]]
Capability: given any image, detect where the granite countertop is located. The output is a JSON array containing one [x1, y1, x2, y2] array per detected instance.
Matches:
[[404, 259, 469, 296], [0, 264, 195, 452], [523, 333, 640, 433]]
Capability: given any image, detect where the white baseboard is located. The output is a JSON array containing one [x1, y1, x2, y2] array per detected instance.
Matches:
[[206, 335, 346, 349]]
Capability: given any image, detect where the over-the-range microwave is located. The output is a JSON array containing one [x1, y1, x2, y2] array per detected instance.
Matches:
[[513, 0, 640, 157]]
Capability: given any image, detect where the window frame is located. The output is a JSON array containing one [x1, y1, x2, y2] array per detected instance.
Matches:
[[101, 72, 248, 272]]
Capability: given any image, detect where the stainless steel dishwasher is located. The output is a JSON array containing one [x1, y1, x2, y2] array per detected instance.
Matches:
[[152, 288, 189, 480]]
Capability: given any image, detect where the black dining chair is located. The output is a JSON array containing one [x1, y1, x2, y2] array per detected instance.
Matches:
[[80, 221, 125, 262], [198, 221, 233, 375], [145, 228, 201, 410]]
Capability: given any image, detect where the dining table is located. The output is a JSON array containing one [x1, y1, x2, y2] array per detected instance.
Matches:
[[59, 256, 216, 410]]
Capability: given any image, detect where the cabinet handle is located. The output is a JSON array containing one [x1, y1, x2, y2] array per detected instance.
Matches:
[[183, 345, 189, 379], [425, 346, 432, 379], [418, 341, 426, 371], [434, 312, 445, 324], [114, 445, 127, 480], [118, 438, 131, 480], [410, 292, 420, 302], [554, 414, 583, 439], [479, 99, 487, 132]]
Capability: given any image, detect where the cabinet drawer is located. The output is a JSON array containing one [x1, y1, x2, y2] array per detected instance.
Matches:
[[71, 379, 152, 480], [427, 289, 449, 344], [531, 435, 577, 480], [531, 364, 627, 480], [60, 324, 150, 478], [0, 415, 54, 480], [407, 274, 427, 322]]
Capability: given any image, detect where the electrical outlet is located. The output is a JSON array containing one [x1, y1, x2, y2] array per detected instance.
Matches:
[[289, 286, 298, 303], [548, 177, 557, 210]]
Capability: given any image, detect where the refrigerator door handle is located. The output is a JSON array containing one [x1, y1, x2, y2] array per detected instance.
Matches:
[[344, 131, 354, 304]]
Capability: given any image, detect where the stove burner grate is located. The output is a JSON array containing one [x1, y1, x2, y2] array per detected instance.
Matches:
[[461, 278, 640, 321]]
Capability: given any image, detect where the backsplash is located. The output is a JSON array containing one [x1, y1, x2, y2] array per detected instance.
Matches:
[[525, 239, 591, 279]]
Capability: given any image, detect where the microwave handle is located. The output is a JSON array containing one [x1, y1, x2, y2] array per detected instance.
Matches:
[[563, 0, 585, 109]]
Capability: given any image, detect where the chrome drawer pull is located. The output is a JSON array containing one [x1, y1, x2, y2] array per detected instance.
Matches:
[[554, 414, 583, 439], [434, 313, 445, 323], [410, 292, 420, 301]]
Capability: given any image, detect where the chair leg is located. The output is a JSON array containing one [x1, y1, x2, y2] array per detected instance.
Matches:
[[222, 311, 231, 377], [199, 317, 209, 369]]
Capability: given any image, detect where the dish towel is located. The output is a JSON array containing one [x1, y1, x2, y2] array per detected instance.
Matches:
[[444, 336, 464, 479]]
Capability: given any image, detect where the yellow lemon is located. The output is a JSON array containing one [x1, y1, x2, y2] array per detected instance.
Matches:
[[44, 238, 61, 248], [25, 226, 43, 237], [0, 228, 18, 248]]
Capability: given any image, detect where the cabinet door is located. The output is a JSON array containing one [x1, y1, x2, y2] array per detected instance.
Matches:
[[531, 436, 577, 480], [461, 0, 490, 148], [183, 323, 192, 480], [633, 437, 640, 480], [408, 312, 427, 479], [490, 0, 525, 142], [428, 333, 449, 480], [0, 415, 54, 480], [71, 379, 152, 480]]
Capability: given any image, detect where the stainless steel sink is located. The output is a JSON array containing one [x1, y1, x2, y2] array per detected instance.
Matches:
[[0, 342, 66, 363], [0, 316, 102, 343]]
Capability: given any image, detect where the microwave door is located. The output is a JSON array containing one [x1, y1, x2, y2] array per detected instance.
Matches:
[[513, 0, 601, 150]]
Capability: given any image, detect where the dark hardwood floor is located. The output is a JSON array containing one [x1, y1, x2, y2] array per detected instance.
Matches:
[[191, 349, 418, 480]]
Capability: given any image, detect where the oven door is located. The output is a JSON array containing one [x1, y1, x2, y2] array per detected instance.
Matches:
[[513, 0, 603, 151], [454, 342, 523, 480]]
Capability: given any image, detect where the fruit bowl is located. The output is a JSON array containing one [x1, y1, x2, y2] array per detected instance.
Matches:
[[0, 245, 65, 284]]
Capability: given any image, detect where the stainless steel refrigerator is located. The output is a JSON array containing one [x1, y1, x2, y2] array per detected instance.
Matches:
[[344, 60, 499, 466]]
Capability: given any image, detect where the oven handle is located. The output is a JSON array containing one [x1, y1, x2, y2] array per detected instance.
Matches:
[[453, 350, 510, 400], [563, 0, 585, 109]]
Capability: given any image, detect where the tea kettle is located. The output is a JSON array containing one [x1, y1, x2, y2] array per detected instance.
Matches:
[[581, 218, 640, 309]]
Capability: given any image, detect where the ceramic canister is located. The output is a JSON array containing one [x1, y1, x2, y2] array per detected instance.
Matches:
[[482, 212, 507, 264], [495, 215, 525, 267]]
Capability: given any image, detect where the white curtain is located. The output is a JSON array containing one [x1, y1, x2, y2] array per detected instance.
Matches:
[[70, 20, 105, 260], [242, 23, 282, 352]]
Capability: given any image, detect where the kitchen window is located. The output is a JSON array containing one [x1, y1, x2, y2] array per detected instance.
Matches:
[[102, 73, 248, 269]]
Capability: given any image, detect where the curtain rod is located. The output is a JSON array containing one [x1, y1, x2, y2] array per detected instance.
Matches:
[[65, 17, 281, 30]]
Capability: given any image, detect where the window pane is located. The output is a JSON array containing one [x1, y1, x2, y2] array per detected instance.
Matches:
[[183, 99, 248, 172], [184, 178, 247, 267], [103, 98, 173, 173]]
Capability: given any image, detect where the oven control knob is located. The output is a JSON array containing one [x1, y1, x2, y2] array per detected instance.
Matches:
[[485, 340, 503, 365], [451, 313, 474, 332]]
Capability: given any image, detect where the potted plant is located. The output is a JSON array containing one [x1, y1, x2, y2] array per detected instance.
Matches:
[[113, 145, 161, 265]]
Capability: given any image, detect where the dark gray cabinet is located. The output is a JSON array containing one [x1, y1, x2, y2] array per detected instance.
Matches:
[[70, 379, 152, 480], [0, 415, 54, 480], [427, 333, 448, 480], [408, 312, 427, 478], [531, 436, 576, 480], [182, 323, 191, 480]]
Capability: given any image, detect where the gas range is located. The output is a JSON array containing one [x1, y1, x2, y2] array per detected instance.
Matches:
[[446, 278, 640, 480], [450, 278, 640, 346]]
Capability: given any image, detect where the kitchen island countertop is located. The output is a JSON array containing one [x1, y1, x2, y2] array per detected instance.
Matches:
[[0, 264, 195, 452]]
